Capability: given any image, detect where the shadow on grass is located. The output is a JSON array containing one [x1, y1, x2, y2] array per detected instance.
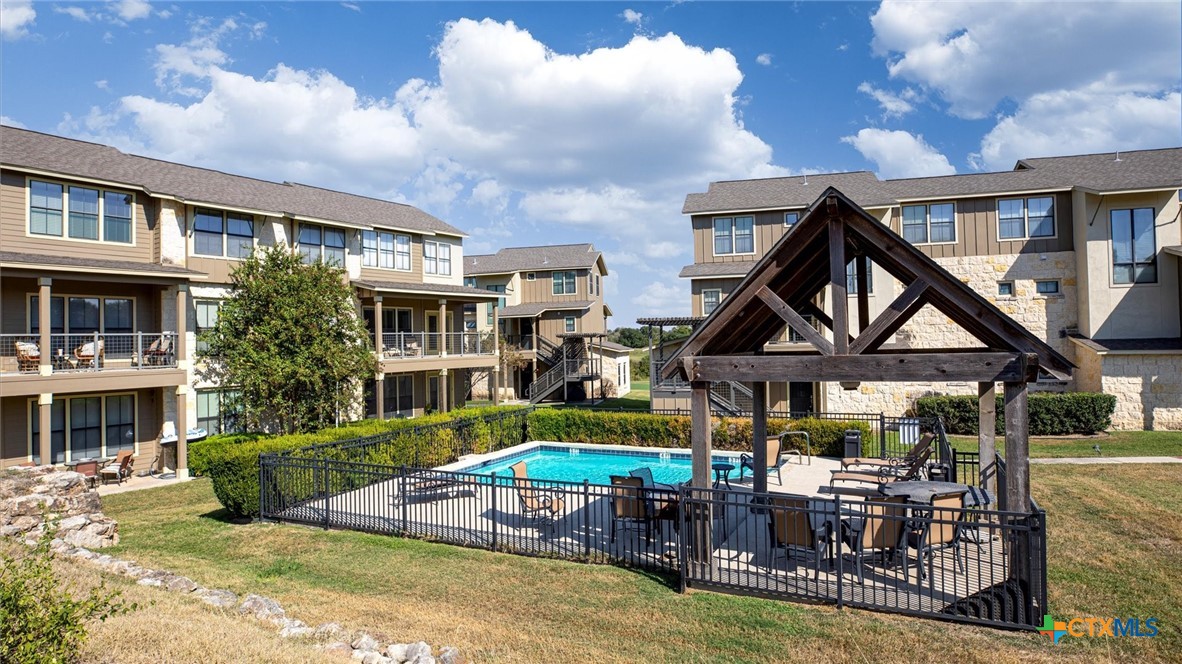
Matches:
[[199, 507, 253, 525]]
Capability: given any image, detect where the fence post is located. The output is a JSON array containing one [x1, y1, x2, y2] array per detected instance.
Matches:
[[135, 332, 142, 370], [677, 485, 687, 593], [258, 455, 268, 523], [583, 480, 591, 557], [490, 471, 499, 552], [322, 456, 331, 530], [400, 465, 408, 535], [878, 412, 886, 458], [834, 495, 844, 609]]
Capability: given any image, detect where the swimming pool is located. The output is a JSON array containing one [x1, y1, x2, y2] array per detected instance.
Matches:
[[452, 443, 742, 486]]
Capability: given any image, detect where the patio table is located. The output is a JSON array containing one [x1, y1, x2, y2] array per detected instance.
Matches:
[[879, 480, 971, 504]]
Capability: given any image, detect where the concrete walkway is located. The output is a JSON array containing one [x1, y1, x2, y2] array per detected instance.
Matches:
[[1030, 456, 1182, 465], [96, 472, 192, 496]]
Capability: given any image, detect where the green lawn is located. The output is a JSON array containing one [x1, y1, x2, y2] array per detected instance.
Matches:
[[946, 429, 1182, 458], [98, 464, 1180, 662]]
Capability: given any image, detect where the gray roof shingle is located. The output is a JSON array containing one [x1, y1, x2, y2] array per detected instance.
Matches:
[[684, 147, 1182, 214], [0, 251, 203, 278], [678, 262, 757, 279], [464, 244, 605, 275], [498, 301, 595, 318], [0, 126, 465, 236], [350, 280, 503, 299]]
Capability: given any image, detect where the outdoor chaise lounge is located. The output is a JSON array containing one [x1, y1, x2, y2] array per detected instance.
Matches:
[[99, 450, 135, 485], [767, 495, 827, 580], [739, 436, 789, 484], [392, 469, 473, 504], [839, 496, 908, 585], [841, 433, 935, 470], [510, 461, 565, 529], [829, 447, 932, 487]]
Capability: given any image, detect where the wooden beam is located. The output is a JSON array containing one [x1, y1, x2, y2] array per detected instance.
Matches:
[[848, 279, 929, 355], [756, 286, 834, 356], [797, 301, 856, 346], [687, 352, 1037, 383], [828, 218, 849, 354], [855, 254, 870, 333], [1004, 381, 1030, 511], [978, 382, 997, 493]]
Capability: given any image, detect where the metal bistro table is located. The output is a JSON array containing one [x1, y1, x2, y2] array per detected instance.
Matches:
[[879, 480, 995, 507]]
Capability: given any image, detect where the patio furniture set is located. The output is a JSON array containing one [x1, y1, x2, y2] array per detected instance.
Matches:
[[13, 336, 175, 371], [63, 450, 136, 488]]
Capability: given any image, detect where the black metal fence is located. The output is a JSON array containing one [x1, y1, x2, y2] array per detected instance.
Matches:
[[258, 407, 1048, 631]]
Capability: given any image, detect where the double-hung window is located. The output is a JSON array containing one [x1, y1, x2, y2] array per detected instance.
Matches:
[[194, 208, 224, 256], [30, 394, 138, 464], [901, 203, 955, 244], [1110, 208, 1157, 284], [30, 295, 133, 335], [713, 216, 754, 255], [998, 196, 1055, 240], [564, 316, 576, 333], [30, 181, 64, 236], [68, 186, 100, 240], [195, 300, 221, 353], [485, 285, 506, 325], [363, 230, 405, 269], [104, 192, 133, 244], [424, 241, 452, 275], [703, 289, 721, 315], [299, 224, 346, 266], [552, 271, 577, 295], [29, 180, 133, 243], [196, 389, 242, 435], [194, 209, 253, 257]]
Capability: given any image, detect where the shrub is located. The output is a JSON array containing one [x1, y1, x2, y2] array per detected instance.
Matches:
[[914, 392, 1116, 436], [0, 528, 134, 663], [189, 432, 268, 477]]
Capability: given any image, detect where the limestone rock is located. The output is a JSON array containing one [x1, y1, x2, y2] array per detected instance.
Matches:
[[57, 514, 90, 532], [437, 646, 460, 664], [386, 643, 410, 663], [315, 622, 345, 638], [403, 642, 432, 662], [238, 594, 285, 621], [194, 588, 239, 609], [165, 575, 198, 593], [351, 634, 379, 652], [322, 642, 354, 659]]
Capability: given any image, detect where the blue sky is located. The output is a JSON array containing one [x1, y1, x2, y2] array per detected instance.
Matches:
[[3, 1, 1180, 324]]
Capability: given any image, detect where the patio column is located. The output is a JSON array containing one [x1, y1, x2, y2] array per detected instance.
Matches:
[[375, 374, 385, 420], [175, 284, 189, 371], [439, 369, 449, 413], [176, 385, 189, 479], [374, 296, 384, 356], [1003, 381, 1030, 511], [38, 394, 52, 466], [492, 300, 499, 357], [751, 381, 768, 494], [978, 382, 997, 493], [492, 365, 500, 405], [439, 299, 448, 357], [38, 278, 52, 376]]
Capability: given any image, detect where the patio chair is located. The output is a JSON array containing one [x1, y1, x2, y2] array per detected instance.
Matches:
[[74, 459, 100, 489], [739, 436, 788, 484], [839, 496, 909, 585], [99, 451, 135, 485], [767, 495, 827, 580], [841, 432, 934, 470], [609, 476, 653, 544], [137, 336, 174, 366], [510, 461, 565, 529], [829, 447, 932, 487], [404, 339, 421, 357], [627, 468, 679, 534], [73, 339, 104, 369], [392, 469, 472, 505], [14, 341, 40, 372], [906, 491, 968, 587]]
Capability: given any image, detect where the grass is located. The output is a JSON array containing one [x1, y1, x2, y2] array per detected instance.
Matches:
[[946, 430, 1182, 458], [88, 465, 1181, 663]]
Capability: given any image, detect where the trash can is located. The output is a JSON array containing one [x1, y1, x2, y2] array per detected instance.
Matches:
[[844, 430, 862, 458], [927, 462, 951, 483]]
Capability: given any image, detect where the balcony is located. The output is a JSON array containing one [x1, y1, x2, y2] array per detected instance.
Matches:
[[0, 332, 186, 397], [376, 332, 497, 372]]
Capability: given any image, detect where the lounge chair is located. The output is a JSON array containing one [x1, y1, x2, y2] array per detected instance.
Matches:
[[842, 432, 935, 470], [840, 496, 909, 585], [767, 495, 827, 580], [830, 447, 932, 487], [510, 461, 565, 529], [99, 450, 135, 485], [739, 436, 788, 484], [392, 469, 471, 504], [137, 336, 174, 366], [628, 468, 680, 530], [74, 339, 104, 369], [906, 491, 967, 587], [15, 341, 40, 372], [609, 476, 653, 543]]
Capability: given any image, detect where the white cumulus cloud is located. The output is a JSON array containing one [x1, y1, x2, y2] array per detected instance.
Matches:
[[856, 82, 918, 119], [842, 128, 956, 179], [2, 0, 36, 40], [631, 281, 688, 315], [622, 9, 643, 25], [112, 0, 152, 21], [755, 53, 772, 66]]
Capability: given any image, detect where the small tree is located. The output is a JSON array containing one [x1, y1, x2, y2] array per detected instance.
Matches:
[[498, 336, 531, 398], [200, 245, 376, 434]]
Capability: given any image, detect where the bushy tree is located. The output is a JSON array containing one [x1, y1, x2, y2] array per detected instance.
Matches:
[[199, 245, 377, 434], [607, 327, 648, 348]]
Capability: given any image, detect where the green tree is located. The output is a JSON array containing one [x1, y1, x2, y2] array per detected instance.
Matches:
[[608, 327, 649, 348], [199, 245, 377, 434]]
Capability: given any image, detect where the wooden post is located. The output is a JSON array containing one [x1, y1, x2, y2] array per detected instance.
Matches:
[[438, 299, 448, 356], [1004, 381, 1029, 511], [978, 382, 997, 492], [828, 218, 848, 354], [691, 381, 712, 489], [37, 278, 52, 376], [752, 381, 768, 494], [855, 254, 870, 333], [176, 386, 189, 479], [375, 375, 385, 420], [38, 394, 52, 465], [374, 296, 384, 356]]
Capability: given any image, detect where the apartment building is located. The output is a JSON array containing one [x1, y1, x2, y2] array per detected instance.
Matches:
[[667, 147, 1182, 429], [462, 244, 630, 402], [0, 126, 501, 473]]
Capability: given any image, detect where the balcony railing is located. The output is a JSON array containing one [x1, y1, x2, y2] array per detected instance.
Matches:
[[502, 334, 535, 350], [378, 332, 496, 359], [0, 332, 179, 374]]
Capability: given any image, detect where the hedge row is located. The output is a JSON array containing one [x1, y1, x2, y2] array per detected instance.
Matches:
[[914, 392, 1116, 436], [204, 406, 529, 518]]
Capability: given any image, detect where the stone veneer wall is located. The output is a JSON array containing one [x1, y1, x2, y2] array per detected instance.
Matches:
[[1098, 353, 1182, 430], [825, 252, 1077, 415]]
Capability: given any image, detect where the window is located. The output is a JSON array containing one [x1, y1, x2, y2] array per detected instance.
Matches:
[[29, 180, 63, 236], [195, 207, 254, 257], [103, 299, 133, 333], [998, 196, 1055, 240], [901, 203, 955, 244], [30, 295, 135, 335], [69, 397, 102, 459], [526, 272, 536, 281], [1110, 208, 1157, 284], [1035, 280, 1060, 295], [362, 230, 378, 266], [29, 180, 133, 242], [226, 213, 254, 258], [299, 224, 345, 266], [195, 300, 221, 353], [29, 400, 66, 465], [703, 289, 721, 315], [424, 241, 452, 275], [595, 274, 600, 295], [68, 186, 99, 240], [713, 216, 754, 255], [784, 212, 799, 228], [485, 285, 506, 325], [552, 271, 577, 295], [464, 277, 477, 288], [29, 394, 135, 463], [105, 395, 135, 456], [196, 389, 242, 435], [845, 260, 873, 294], [998, 281, 1014, 297], [362, 231, 407, 270], [194, 208, 224, 256], [564, 316, 576, 333], [385, 374, 414, 418], [395, 234, 411, 270]]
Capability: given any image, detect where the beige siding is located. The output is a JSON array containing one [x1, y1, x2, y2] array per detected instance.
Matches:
[[520, 268, 594, 303], [1, 170, 153, 263], [691, 211, 789, 265], [893, 191, 1074, 259], [358, 233, 425, 283], [690, 278, 742, 317]]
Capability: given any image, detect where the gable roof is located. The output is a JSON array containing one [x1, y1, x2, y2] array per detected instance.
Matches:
[[664, 187, 1075, 381], [684, 147, 1182, 214], [0, 126, 465, 237], [464, 243, 607, 275]]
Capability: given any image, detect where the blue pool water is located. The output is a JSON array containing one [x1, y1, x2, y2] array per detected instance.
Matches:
[[458, 445, 738, 486]]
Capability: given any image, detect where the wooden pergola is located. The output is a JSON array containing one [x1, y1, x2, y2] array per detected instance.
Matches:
[[662, 187, 1074, 511]]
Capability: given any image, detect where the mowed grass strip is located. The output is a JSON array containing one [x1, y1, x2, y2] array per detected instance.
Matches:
[[95, 468, 1180, 663], [947, 430, 1182, 458]]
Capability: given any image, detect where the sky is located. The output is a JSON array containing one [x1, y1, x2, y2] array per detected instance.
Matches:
[[2, 1, 1180, 325]]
